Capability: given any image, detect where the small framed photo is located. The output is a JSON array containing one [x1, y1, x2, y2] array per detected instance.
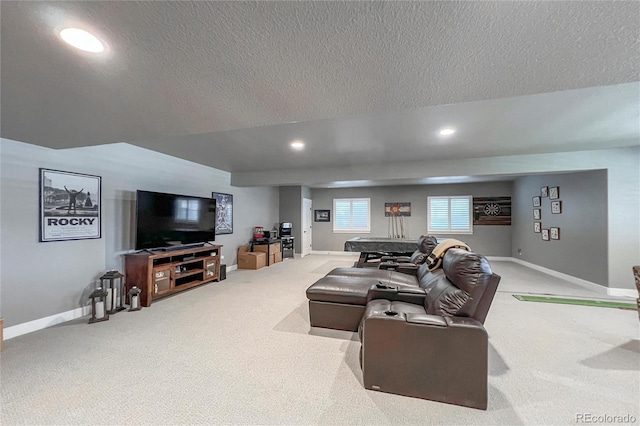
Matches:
[[533, 209, 541, 220], [549, 186, 559, 200], [532, 196, 541, 207], [314, 209, 331, 222], [534, 222, 541, 233], [541, 229, 550, 241], [541, 186, 549, 197], [551, 201, 562, 214], [550, 227, 560, 240]]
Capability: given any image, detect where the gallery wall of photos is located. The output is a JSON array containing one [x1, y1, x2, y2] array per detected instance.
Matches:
[[532, 186, 562, 241]]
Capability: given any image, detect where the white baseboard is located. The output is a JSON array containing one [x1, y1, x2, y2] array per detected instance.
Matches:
[[4, 305, 91, 341], [486, 256, 513, 262], [607, 287, 638, 298], [505, 257, 636, 298], [227, 264, 238, 272]]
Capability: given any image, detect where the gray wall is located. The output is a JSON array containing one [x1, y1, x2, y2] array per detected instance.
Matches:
[[310, 181, 513, 256], [0, 139, 279, 327], [512, 170, 608, 285], [279, 186, 301, 252]]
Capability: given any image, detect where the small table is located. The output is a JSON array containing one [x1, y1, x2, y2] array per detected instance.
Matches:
[[281, 237, 295, 258]]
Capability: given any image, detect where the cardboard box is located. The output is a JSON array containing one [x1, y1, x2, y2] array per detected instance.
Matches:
[[254, 243, 281, 253], [268, 254, 276, 265], [237, 252, 266, 270], [238, 244, 251, 254], [274, 251, 282, 263]]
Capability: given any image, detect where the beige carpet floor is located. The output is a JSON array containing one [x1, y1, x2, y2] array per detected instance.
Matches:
[[1, 254, 638, 425]]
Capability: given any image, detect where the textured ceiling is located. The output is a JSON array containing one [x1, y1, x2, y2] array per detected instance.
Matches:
[[1, 1, 639, 184]]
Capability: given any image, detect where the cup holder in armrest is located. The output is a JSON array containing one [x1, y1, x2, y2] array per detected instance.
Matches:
[[384, 310, 399, 316], [368, 283, 399, 303], [378, 262, 399, 271]]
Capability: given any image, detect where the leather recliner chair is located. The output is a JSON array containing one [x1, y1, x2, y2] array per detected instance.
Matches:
[[323, 234, 439, 283], [358, 248, 500, 410], [379, 234, 439, 264]]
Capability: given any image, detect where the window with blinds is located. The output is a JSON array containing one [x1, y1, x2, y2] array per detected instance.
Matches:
[[333, 198, 370, 233], [427, 196, 473, 234]]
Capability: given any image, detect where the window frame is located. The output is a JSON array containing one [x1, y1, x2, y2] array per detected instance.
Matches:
[[332, 198, 371, 233], [427, 195, 473, 235]]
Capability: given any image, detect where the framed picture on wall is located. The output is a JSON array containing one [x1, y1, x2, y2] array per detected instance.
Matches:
[[534, 222, 541, 233], [39, 168, 101, 242], [550, 227, 560, 240], [551, 201, 562, 214], [212, 192, 233, 234], [532, 196, 541, 207], [549, 186, 560, 200], [541, 186, 549, 197], [533, 209, 541, 220], [314, 209, 330, 222], [541, 229, 550, 241]]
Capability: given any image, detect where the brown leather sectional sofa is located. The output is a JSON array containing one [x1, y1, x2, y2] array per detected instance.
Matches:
[[305, 242, 500, 410]]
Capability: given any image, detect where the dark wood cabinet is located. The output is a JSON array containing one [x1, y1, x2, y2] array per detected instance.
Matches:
[[124, 245, 222, 307]]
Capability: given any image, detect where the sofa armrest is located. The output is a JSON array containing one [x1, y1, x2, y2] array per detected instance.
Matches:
[[361, 312, 488, 410], [366, 285, 426, 305], [367, 284, 398, 302], [405, 313, 447, 326], [381, 255, 412, 263], [396, 263, 419, 276]]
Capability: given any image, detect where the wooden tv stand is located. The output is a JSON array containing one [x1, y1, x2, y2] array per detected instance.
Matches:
[[124, 244, 223, 307]]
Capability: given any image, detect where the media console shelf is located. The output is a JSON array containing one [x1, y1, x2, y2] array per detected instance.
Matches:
[[124, 244, 223, 307]]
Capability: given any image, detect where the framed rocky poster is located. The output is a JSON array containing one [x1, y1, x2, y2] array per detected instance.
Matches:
[[39, 168, 101, 242]]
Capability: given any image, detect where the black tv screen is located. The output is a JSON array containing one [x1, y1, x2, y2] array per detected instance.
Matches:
[[135, 190, 216, 250]]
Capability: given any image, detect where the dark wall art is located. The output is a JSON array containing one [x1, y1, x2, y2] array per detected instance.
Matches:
[[473, 197, 512, 225], [212, 192, 233, 234], [314, 209, 330, 222], [39, 168, 101, 242]]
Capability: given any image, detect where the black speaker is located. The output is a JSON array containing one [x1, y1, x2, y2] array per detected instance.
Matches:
[[220, 264, 227, 280]]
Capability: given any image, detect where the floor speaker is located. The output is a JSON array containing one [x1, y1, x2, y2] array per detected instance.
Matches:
[[220, 264, 226, 280]]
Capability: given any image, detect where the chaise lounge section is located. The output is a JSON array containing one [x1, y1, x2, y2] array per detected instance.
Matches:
[[306, 235, 439, 331], [307, 262, 445, 331]]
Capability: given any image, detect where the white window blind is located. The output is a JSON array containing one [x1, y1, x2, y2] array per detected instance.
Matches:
[[333, 198, 370, 233], [427, 196, 472, 234]]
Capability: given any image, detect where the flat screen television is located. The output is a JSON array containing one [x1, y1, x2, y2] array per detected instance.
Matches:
[[135, 190, 216, 250]]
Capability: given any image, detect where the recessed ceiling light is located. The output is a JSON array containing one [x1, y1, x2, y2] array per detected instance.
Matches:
[[439, 128, 456, 136], [290, 140, 305, 150], [59, 28, 105, 53]]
